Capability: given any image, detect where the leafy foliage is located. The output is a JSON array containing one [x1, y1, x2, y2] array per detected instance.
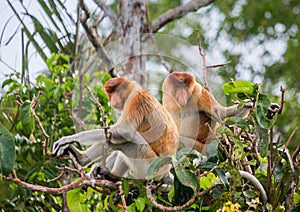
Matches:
[[0, 126, 15, 176], [0, 53, 112, 210], [1, 54, 300, 211], [1, 0, 300, 211]]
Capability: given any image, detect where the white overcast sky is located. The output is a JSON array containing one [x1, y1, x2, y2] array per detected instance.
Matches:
[[0, 0, 287, 93], [0, 1, 78, 88]]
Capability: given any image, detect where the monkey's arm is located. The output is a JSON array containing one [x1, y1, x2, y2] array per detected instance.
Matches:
[[52, 124, 149, 159], [195, 85, 253, 120], [52, 129, 105, 157]]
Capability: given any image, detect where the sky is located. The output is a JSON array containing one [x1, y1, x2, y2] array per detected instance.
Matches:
[[0, 1, 77, 89], [0, 0, 287, 95]]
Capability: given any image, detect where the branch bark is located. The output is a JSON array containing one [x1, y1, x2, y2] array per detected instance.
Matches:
[[93, 0, 118, 26], [118, 0, 147, 87], [149, 0, 215, 33], [11, 169, 118, 195], [79, 0, 116, 76]]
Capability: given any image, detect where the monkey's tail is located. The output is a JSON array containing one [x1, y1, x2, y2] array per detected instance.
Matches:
[[226, 170, 267, 212]]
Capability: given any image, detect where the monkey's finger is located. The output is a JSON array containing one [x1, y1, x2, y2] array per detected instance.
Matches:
[[52, 138, 74, 156]]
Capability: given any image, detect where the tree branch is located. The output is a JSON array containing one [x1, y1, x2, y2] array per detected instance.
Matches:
[[85, 85, 111, 171], [11, 169, 118, 195], [149, 0, 215, 33], [79, 0, 116, 76], [196, 29, 208, 88], [93, 0, 118, 26]]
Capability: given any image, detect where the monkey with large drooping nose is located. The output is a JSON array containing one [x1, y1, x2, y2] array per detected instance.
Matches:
[[162, 72, 252, 153]]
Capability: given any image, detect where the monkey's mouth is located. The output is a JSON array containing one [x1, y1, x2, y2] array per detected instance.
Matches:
[[112, 104, 123, 111]]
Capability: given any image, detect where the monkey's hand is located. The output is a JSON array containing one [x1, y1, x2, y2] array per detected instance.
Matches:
[[52, 129, 105, 157], [52, 135, 78, 157]]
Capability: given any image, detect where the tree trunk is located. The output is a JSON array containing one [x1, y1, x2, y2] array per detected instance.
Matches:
[[118, 0, 147, 87], [92, 0, 215, 87]]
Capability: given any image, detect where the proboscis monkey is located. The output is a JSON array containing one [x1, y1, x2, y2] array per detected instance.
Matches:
[[52, 77, 179, 180], [162, 72, 252, 153]]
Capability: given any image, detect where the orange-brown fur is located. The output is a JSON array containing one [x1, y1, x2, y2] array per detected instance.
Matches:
[[105, 77, 179, 156], [162, 72, 250, 153]]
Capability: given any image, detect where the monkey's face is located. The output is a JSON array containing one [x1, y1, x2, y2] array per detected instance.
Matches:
[[105, 77, 130, 111], [169, 72, 195, 107]]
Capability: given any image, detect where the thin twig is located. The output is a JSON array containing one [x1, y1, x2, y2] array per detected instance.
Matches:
[[267, 127, 274, 197], [84, 85, 108, 129], [66, 107, 89, 130], [30, 91, 52, 157], [149, 34, 172, 73], [292, 141, 300, 162], [47, 164, 82, 183], [79, 0, 115, 75], [196, 29, 208, 89], [207, 61, 231, 69], [15, 91, 24, 105], [47, 165, 67, 183], [69, 152, 83, 171], [271, 128, 297, 177], [85, 85, 110, 171], [199, 166, 219, 178], [118, 182, 128, 212], [93, 0, 118, 26], [47, 164, 83, 183], [278, 86, 285, 114]]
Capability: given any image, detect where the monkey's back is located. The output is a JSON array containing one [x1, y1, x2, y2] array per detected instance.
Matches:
[[128, 90, 179, 156]]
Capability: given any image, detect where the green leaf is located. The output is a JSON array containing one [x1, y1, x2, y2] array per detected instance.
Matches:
[[173, 172, 194, 205], [173, 157, 198, 192], [222, 80, 255, 96], [233, 139, 244, 161], [1, 78, 14, 88], [256, 122, 270, 157], [200, 175, 212, 189], [216, 125, 234, 136], [256, 93, 276, 129], [135, 197, 145, 212], [294, 192, 300, 205], [216, 169, 230, 190], [224, 117, 250, 131], [127, 204, 136, 212], [205, 140, 219, 162], [102, 73, 112, 84], [53, 87, 63, 99], [37, 0, 61, 31], [6, 1, 47, 61], [49, 0, 72, 44], [291, 206, 300, 212], [220, 163, 242, 188], [176, 148, 206, 163], [199, 161, 217, 169], [146, 155, 172, 180], [122, 179, 129, 198], [0, 125, 16, 176], [168, 187, 174, 202], [20, 100, 35, 136], [67, 187, 82, 212], [29, 15, 59, 53]]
